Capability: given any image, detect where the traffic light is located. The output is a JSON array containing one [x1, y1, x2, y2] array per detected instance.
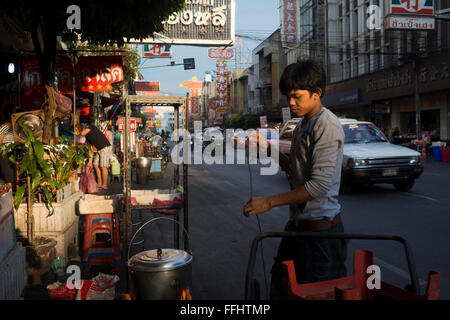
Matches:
[[183, 58, 195, 70]]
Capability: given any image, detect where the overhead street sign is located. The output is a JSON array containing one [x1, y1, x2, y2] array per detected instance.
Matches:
[[126, 0, 236, 47]]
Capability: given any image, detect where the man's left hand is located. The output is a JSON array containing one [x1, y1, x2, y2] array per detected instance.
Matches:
[[243, 197, 272, 217]]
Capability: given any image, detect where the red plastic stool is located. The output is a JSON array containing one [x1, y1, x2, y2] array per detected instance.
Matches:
[[82, 213, 121, 276]]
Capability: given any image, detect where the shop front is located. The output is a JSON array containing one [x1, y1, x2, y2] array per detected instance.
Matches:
[[324, 51, 450, 143]]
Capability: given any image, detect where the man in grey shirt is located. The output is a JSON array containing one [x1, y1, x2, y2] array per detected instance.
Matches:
[[243, 60, 347, 299]]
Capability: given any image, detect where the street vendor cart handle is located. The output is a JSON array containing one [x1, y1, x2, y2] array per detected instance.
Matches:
[[127, 216, 192, 262], [244, 232, 420, 300]]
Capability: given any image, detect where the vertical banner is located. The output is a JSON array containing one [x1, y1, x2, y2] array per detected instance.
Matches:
[[260, 116, 268, 128], [280, 0, 300, 48], [282, 107, 291, 123], [215, 60, 229, 113]]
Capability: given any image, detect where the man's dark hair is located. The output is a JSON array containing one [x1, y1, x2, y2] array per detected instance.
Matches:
[[279, 60, 326, 97]]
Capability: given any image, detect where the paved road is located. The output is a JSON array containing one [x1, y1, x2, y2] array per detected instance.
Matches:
[[120, 154, 450, 300], [185, 156, 450, 300]]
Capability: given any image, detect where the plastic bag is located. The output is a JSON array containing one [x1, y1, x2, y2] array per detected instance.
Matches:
[[55, 92, 73, 114], [80, 165, 98, 194], [76, 273, 120, 300], [152, 197, 183, 215], [47, 282, 77, 300]]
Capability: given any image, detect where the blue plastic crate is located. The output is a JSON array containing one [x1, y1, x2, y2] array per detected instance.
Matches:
[[150, 158, 162, 173]]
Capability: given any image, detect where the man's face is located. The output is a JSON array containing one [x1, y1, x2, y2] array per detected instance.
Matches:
[[285, 89, 321, 118]]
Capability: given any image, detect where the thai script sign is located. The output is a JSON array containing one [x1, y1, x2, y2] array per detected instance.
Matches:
[[143, 44, 172, 58], [385, 16, 435, 30], [208, 47, 233, 59], [23, 56, 123, 93], [215, 60, 229, 113], [134, 81, 160, 92], [389, 0, 434, 15], [280, 0, 299, 48], [128, 0, 235, 47]]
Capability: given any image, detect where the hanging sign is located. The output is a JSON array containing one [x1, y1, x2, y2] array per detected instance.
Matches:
[[281, 0, 300, 48], [127, 0, 236, 47], [208, 47, 233, 59], [143, 44, 172, 58]]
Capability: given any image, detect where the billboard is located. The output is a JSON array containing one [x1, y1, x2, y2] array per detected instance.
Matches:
[[280, 0, 300, 48], [128, 0, 236, 47], [143, 44, 172, 58], [208, 47, 233, 59], [389, 0, 434, 16], [386, 0, 435, 30]]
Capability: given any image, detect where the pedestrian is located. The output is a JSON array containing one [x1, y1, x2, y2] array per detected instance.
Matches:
[[243, 60, 347, 299], [76, 122, 112, 190]]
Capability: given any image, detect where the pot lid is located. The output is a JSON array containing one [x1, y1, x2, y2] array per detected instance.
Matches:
[[128, 248, 192, 272]]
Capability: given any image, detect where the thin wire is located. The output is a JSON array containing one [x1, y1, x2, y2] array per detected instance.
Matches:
[[248, 161, 269, 300]]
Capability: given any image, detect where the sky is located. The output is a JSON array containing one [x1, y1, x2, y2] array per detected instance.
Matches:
[[139, 0, 281, 96]]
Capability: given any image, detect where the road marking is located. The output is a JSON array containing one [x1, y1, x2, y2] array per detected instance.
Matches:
[[401, 192, 438, 202], [224, 180, 234, 187]]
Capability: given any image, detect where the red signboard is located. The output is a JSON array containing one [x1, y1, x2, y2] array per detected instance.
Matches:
[[208, 48, 233, 59], [130, 119, 136, 131], [117, 118, 137, 132], [22, 56, 124, 96], [76, 56, 123, 92], [117, 118, 124, 132], [134, 81, 160, 92]]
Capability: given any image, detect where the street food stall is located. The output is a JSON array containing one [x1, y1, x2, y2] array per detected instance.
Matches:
[[121, 93, 191, 298]]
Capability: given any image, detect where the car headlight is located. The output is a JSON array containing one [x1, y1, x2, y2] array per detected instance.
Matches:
[[409, 156, 421, 164], [348, 158, 368, 168]]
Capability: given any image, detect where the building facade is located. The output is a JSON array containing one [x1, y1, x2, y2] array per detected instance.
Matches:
[[323, 0, 450, 141]]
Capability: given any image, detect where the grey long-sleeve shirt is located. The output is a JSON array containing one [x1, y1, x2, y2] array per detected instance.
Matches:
[[288, 107, 345, 221]]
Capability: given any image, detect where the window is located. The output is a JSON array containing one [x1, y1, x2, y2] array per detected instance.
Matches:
[[374, 30, 381, 48], [338, 3, 342, 17], [354, 40, 359, 55]]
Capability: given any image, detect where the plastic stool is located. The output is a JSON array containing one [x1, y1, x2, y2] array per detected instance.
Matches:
[[82, 213, 121, 276]]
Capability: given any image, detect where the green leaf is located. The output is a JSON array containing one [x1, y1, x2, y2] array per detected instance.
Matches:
[[42, 188, 55, 217], [32, 141, 44, 160], [14, 184, 27, 209]]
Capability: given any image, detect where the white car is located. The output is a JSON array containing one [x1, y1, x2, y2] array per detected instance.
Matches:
[[278, 118, 424, 192]]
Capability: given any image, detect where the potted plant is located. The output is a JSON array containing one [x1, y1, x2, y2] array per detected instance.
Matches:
[[1, 124, 90, 285]]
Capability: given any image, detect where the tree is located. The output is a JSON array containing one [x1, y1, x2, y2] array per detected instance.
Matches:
[[0, 0, 185, 143]]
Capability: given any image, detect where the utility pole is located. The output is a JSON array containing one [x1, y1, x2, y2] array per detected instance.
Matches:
[[413, 58, 421, 139]]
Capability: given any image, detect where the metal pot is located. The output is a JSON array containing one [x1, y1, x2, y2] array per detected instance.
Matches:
[[128, 248, 192, 300], [127, 217, 192, 300], [134, 157, 152, 168], [134, 157, 152, 184]]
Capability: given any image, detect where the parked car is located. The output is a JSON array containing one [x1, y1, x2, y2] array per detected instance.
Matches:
[[278, 119, 302, 156], [278, 118, 424, 192]]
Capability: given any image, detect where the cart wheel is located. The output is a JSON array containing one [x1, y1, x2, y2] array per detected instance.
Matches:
[[249, 279, 261, 300]]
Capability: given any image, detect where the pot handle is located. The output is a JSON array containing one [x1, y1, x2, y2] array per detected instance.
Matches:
[[127, 216, 191, 262]]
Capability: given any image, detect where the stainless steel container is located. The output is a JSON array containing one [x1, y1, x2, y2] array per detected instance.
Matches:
[[134, 157, 152, 184], [128, 248, 192, 300]]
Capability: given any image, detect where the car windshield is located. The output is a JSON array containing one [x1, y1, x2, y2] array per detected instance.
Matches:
[[342, 123, 389, 143], [280, 122, 298, 139]]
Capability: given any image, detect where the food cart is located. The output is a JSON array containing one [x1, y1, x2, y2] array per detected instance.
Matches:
[[121, 94, 191, 297]]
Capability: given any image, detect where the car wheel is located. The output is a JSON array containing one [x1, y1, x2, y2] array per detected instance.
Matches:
[[393, 179, 415, 192]]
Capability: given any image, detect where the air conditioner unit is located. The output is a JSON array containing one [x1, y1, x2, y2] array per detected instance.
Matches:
[[11, 110, 45, 143]]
